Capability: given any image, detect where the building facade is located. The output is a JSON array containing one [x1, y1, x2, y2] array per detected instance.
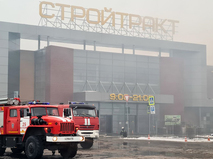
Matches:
[[0, 21, 211, 135]]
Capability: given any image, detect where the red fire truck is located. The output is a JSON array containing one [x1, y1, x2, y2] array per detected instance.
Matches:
[[58, 102, 99, 149], [0, 98, 85, 159]]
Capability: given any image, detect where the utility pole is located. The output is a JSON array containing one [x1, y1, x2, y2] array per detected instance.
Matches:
[[124, 95, 130, 135]]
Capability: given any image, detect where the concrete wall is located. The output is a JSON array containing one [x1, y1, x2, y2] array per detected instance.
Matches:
[[0, 30, 8, 98], [8, 32, 20, 98], [207, 66, 213, 99], [20, 50, 34, 101], [35, 46, 74, 104], [160, 57, 184, 125], [171, 51, 207, 127], [35, 49, 46, 102], [172, 51, 207, 107], [45, 46, 74, 104]]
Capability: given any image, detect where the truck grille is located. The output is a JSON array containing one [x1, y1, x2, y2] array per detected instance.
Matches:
[[60, 123, 74, 132], [80, 125, 95, 129]]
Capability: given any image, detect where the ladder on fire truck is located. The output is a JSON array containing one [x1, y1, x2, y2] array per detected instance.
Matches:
[[0, 98, 20, 106]]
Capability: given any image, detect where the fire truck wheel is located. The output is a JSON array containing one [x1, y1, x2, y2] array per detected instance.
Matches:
[[69, 143, 78, 158], [60, 143, 77, 159], [25, 136, 44, 159], [80, 138, 93, 149], [11, 148, 23, 154]]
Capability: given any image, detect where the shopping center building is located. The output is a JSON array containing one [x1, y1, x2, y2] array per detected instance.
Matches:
[[0, 8, 212, 134]]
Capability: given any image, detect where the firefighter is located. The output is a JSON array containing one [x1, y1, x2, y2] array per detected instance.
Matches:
[[120, 127, 127, 137]]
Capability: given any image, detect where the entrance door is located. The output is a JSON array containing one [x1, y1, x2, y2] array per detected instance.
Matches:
[[100, 115, 112, 134]]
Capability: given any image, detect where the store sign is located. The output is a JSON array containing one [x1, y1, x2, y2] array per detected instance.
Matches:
[[110, 93, 153, 102], [39, 1, 179, 35], [165, 115, 181, 125]]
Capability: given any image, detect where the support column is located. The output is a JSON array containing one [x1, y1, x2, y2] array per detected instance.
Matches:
[[122, 44, 124, 54], [38, 35, 40, 50], [159, 48, 161, 57], [47, 36, 49, 46], [94, 41, 96, 51], [84, 40, 86, 50], [133, 45, 135, 55]]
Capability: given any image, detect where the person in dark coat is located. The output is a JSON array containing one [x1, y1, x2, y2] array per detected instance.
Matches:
[[120, 127, 127, 137]]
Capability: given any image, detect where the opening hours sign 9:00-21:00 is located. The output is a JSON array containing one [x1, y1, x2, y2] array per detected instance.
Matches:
[[109, 93, 153, 102]]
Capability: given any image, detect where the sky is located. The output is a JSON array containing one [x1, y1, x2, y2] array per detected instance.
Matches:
[[0, 0, 213, 65]]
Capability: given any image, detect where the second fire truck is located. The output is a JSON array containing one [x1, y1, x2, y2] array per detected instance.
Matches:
[[58, 102, 99, 149]]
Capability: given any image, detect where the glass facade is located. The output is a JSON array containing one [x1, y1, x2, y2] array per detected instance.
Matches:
[[73, 50, 160, 94], [74, 50, 160, 134], [88, 102, 159, 135]]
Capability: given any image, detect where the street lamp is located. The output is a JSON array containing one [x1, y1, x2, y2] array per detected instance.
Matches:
[[124, 95, 130, 136]]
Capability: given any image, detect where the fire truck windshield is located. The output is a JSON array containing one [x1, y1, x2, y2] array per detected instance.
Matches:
[[73, 108, 96, 117], [31, 107, 59, 116], [47, 107, 59, 116]]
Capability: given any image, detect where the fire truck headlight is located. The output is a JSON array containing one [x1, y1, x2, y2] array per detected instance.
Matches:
[[80, 136, 84, 141], [44, 128, 52, 134], [52, 136, 58, 142], [75, 127, 79, 132]]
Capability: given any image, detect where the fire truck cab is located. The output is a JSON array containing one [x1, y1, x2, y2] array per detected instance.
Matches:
[[58, 103, 99, 149], [0, 99, 85, 159]]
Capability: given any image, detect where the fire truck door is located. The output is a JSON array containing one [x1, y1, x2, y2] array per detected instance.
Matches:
[[7, 108, 19, 134], [20, 108, 30, 134]]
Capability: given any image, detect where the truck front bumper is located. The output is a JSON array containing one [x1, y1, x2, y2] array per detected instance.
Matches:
[[77, 130, 99, 139], [46, 136, 85, 142]]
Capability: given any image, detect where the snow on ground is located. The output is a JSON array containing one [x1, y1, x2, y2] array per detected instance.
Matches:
[[122, 136, 213, 142]]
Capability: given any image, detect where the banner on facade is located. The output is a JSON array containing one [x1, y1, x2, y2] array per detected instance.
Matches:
[[165, 115, 181, 125]]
